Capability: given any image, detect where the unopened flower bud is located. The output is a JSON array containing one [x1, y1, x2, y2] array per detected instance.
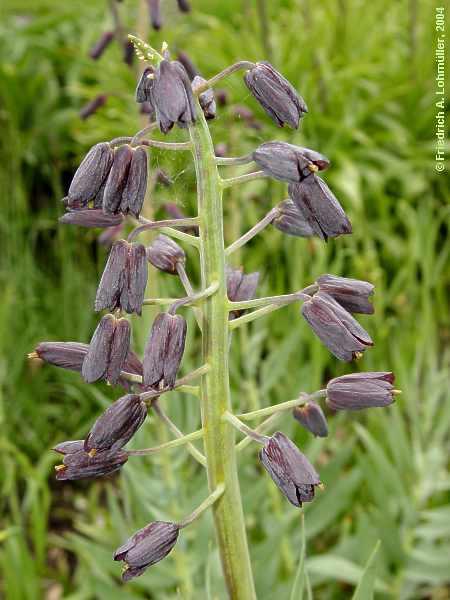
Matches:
[[30, 342, 88, 372], [103, 145, 133, 214], [253, 141, 329, 184], [120, 147, 148, 218], [301, 292, 373, 362], [288, 175, 352, 241], [79, 94, 108, 120], [143, 313, 187, 390], [244, 62, 307, 129], [67, 143, 113, 208], [55, 448, 128, 480], [326, 372, 396, 410], [59, 208, 123, 228], [84, 394, 147, 452], [147, 235, 186, 274], [89, 31, 114, 60], [135, 67, 155, 103], [259, 432, 321, 506], [192, 76, 216, 120], [152, 60, 196, 134], [114, 521, 180, 581], [272, 199, 315, 237], [316, 274, 374, 314], [227, 267, 260, 318], [82, 314, 131, 384], [293, 402, 328, 437]]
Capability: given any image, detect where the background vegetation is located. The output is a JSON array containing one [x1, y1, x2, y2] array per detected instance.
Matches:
[[0, 0, 449, 598]]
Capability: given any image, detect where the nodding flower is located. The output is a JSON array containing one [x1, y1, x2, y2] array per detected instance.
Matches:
[[244, 61, 307, 129], [301, 292, 373, 362], [253, 141, 329, 184], [326, 372, 397, 410], [259, 432, 321, 507], [114, 521, 180, 581]]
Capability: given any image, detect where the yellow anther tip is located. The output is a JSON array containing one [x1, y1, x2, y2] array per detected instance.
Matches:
[[308, 163, 319, 173]]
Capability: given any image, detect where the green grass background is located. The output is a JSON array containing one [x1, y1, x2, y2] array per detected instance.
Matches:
[[0, 0, 449, 598]]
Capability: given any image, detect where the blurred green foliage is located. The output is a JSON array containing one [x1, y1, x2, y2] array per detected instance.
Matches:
[[0, 0, 449, 598]]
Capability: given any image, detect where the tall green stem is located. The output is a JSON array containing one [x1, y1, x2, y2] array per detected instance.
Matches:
[[189, 110, 257, 599]]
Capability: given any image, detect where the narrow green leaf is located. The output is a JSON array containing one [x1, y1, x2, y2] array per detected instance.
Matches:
[[352, 540, 381, 600]]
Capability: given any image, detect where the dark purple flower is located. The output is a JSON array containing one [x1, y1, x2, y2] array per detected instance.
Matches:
[[84, 394, 147, 452], [293, 402, 328, 437], [272, 199, 315, 238], [114, 521, 180, 581], [30, 340, 142, 390], [59, 208, 123, 228], [143, 313, 187, 390], [288, 175, 352, 241], [95, 240, 147, 315], [147, 235, 186, 275], [82, 314, 131, 384], [192, 76, 216, 120], [135, 67, 155, 104], [227, 267, 260, 319], [253, 141, 329, 183], [316, 274, 374, 315], [301, 292, 373, 362], [30, 342, 88, 372], [326, 372, 396, 410], [103, 145, 133, 214], [53, 440, 85, 455], [89, 31, 114, 60], [152, 59, 196, 133], [67, 143, 113, 208], [55, 448, 128, 480], [244, 61, 307, 129], [259, 432, 321, 506], [120, 147, 148, 218]]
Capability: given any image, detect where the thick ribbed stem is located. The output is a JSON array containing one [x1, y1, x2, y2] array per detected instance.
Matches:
[[189, 110, 257, 599]]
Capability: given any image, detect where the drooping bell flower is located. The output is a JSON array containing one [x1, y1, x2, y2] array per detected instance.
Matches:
[[84, 394, 148, 453], [114, 521, 180, 581], [152, 59, 196, 133], [293, 402, 328, 437], [301, 292, 373, 362], [147, 235, 186, 275], [316, 274, 374, 315], [82, 314, 131, 384], [253, 141, 329, 183], [326, 372, 396, 410], [143, 313, 187, 390], [244, 61, 307, 129], [288, 175, 352, 241], [259, 432, 321, 506], [66, 143, 113, 208], [95, 240, 148, 315]]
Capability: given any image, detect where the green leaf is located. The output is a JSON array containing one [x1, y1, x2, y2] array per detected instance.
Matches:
[[352, 540, 381, 600]]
